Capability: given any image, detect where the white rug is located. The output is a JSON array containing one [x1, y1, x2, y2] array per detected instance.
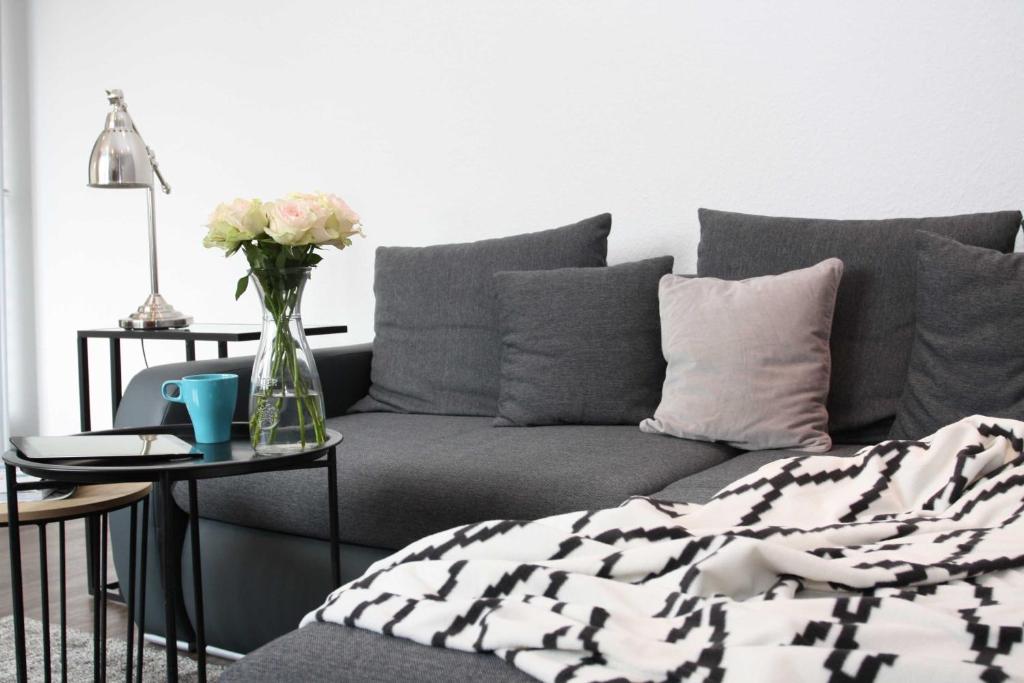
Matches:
[[0, 615, 225, 682]]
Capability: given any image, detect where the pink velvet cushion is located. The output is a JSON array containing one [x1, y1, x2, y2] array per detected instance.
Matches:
[[641, 258, 844, 453]]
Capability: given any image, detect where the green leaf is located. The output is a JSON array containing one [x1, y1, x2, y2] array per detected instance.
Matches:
[[234, 275, 249, 300]]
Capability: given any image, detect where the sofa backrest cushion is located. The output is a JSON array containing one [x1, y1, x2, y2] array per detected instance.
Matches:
[[890, 232, 1024, 439], [493, 256, 673, 426], [696, 208, 1022, 441], [352, 214, 611, 416]]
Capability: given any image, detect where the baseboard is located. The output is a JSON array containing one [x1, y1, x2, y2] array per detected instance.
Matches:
[[143, 633, 245, 661]]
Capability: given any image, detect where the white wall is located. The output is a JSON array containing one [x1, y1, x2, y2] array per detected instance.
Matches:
[[17, 0, 1024, 434]]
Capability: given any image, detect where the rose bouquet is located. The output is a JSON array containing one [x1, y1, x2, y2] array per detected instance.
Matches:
[[204, 192, 363, 452]]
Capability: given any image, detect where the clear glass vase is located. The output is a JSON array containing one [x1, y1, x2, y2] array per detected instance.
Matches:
[[248, 267, 326, 453]]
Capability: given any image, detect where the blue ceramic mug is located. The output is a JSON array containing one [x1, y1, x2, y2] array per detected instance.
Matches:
[[160, 373, 239, 443]]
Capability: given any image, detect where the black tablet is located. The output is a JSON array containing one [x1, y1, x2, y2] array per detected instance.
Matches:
[[11, 434, 197, 464]]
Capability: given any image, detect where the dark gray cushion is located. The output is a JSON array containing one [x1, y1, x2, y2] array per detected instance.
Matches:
[[890, 233, 1024, 439], [221, 622, 533, 683], [652, 444, 865, 505], [176, 412, 736, 550], [697, 208, 1022, 441], [493, 257, 673, 426], [352, 215, 611, 416]]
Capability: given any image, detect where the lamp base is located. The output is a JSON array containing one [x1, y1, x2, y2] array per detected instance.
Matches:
[[119, 293, 192, 330]]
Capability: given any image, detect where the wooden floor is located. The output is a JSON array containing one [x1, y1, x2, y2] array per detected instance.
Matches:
[[0, 520, 130, 635], [0, 520, 230, 667]]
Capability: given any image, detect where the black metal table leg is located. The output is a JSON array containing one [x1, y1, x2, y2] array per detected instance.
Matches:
[[185, 340, 196, 362], [159, 475, 179, 682], [91, 515, 101, 682], [77, 335, 91, 432], [85, 516, 98, 598], [126, 501, 138, 682], [110, 338, 123, 420], [59, 521, 67, 683], [137, 495, 149, 683], [188, 480, 207, 682], [328, 448, 340, 587], [6, 463, 27, 683], [100, 513, 109, 680], [39, 525, 51, 683], [216, 341, 228, 358]]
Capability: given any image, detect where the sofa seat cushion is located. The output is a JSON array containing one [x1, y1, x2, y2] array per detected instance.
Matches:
[[174, 412, 737, 550], [652, 443, 865, 505]]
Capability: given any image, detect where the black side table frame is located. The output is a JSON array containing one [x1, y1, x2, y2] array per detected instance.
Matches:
[[76, 324, 347, 431], [76, 324, 346, 612], [5, 424, 343, 683]]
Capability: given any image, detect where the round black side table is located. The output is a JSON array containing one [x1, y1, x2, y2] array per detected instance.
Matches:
[[5, 423, 343, 683]]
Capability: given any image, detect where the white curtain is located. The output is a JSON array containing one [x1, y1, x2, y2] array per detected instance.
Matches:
[[1, 0, 39, 443], [0, 5, 10, 450]]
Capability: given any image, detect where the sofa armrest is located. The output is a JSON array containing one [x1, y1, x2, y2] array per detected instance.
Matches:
[[114, 342, 373, 429], [316, 342, 374, 417]]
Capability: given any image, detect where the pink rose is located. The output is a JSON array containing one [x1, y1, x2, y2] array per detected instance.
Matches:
[[265, 198, 322, 245], [319, 193, 364, 249]]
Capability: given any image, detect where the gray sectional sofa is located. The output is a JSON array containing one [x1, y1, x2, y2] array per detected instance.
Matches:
[[108, 208, 1022, 681]]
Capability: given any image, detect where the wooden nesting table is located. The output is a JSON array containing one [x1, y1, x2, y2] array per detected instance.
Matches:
[[2, 481, 152, 683]]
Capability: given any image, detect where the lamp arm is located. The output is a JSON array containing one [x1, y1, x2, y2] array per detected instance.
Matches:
[[128, 120, 171, 195], [146, 147, 171, 195]]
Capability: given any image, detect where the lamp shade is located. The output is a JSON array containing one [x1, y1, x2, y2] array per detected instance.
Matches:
[[87, 96, 153, 188]]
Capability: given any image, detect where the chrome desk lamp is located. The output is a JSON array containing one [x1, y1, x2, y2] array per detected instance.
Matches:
[[88, 88, 191, 329]]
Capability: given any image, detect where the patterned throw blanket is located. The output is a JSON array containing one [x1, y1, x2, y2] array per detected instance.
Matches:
[[303, 416, 1024, 682]]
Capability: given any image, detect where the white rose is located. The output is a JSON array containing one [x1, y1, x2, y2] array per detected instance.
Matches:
[[203, 198, 267, 250]]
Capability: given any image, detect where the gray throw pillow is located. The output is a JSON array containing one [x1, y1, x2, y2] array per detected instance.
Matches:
[[641, 258, 844, 453], [890, 233, 1024, 439], [351, 214, 611, 416], [697, 209, 1022, 442], [493, 257, 674, 426]]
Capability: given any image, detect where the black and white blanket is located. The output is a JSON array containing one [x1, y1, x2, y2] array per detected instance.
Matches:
[[303, 416, 1024, 682]]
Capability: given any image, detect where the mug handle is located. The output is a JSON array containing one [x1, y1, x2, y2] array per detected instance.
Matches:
[[161, 380, 185, 403]]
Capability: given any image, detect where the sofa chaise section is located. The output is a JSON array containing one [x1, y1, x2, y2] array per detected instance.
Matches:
[[221, 621, 534, 683]]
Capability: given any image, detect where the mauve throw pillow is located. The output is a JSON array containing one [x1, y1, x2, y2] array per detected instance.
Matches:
[[351, 214, 611, 416], [890, 232, 1024, 439], [493, 256, 674, 426], [641, 258, 844, 453], [697, 209, 1022, 442]]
